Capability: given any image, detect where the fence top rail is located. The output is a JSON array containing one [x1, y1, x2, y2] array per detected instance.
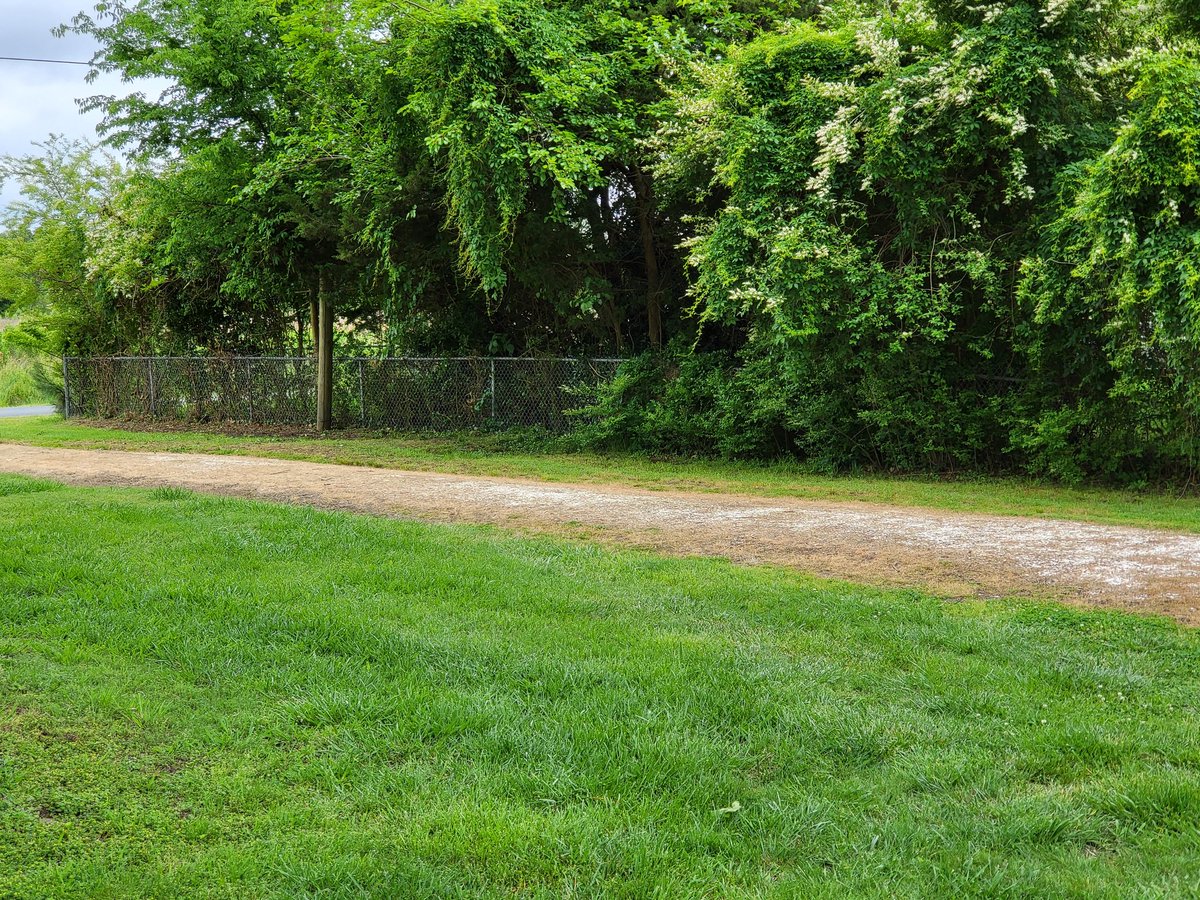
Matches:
[[67, 355, 626, 364]]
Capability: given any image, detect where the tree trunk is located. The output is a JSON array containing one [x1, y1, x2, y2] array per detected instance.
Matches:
[[584, 183, 625, 354], [585, 188, 607, 251], [633, 168, 663, 349], [316, 272, 333, 432], [607, 299, 624, 354]]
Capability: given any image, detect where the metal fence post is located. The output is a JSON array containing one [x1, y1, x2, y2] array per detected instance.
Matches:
[[62, 355, 70, 419], [358, 359, 366, 427], [316, 291, 333, 431], [245, 358, 254, 423], [147, 357, 157, 418], [490, 358, 497, 423]]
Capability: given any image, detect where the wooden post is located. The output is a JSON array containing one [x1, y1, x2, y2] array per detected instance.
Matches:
[[316, 278, 333, 432]]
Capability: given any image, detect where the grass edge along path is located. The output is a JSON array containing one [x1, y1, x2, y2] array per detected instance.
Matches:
[[1, 474, 1199, 896], [2, 415, 1200, 534]]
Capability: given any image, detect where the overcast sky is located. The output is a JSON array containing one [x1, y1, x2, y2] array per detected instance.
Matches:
[[1, 1, 170, 208]]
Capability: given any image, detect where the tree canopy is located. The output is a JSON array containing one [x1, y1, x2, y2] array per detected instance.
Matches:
[[2, 0, 1199, 480]]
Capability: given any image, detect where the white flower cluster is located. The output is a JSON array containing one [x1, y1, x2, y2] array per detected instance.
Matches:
[[807, 105, 861, 201], [84, 184, 157, 299], [777, 226, 834, 261], [1008, 154, 1036, 202], [972, 2, 1009, 24], [729, 283, 780, 312], [1066, 52, 1104, 101], [984, 109, 1030, 136], [885, 36, 990, 124], [803, 78, 859, 102], [1042, 0, 1073, 27], [856, 21, 901, 72]]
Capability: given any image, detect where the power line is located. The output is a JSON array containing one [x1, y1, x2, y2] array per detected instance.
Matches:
[[0, 56, 92, 66], [1, 0, 435, 67]]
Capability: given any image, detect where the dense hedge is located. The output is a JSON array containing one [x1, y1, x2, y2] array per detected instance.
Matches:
[[3, 0, 1199, 483]]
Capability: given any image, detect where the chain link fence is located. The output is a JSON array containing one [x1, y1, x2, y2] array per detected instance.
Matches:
[[62, 356, 622, 432]]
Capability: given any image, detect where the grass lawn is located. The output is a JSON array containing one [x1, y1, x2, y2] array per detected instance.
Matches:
[[1, 475, 1198, 896], [3, 415, 1200, 533]]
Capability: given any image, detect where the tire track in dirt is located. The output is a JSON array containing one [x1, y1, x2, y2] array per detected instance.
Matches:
[[3, 443, 1199, 624]]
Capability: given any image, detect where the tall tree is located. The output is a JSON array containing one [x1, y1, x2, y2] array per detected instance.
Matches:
[[0, 138, 128, 352]]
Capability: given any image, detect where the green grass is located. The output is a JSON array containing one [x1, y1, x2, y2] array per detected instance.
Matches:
[[1, 475, 1198, 897], [3, 415, 1200, 533], [0, 353, 55, 407]]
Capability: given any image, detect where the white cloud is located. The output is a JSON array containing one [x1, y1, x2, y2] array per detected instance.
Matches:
[[0, 1, 172, 206]]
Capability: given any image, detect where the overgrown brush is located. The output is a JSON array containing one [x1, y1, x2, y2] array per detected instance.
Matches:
[[0, 350, 58, 407]]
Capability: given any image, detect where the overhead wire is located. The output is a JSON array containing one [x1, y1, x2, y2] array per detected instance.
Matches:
[[0, 56, 92, 66]]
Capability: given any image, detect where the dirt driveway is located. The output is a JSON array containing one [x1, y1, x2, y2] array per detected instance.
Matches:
[[3, 443, 1199, 625]]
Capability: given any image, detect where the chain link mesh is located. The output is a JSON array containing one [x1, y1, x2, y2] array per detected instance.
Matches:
[[63, 356, 621, 432]]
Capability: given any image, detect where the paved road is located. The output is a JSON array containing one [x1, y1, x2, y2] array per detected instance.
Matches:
[[1, 443, 1198, 624], [0, 405, 56, 418]]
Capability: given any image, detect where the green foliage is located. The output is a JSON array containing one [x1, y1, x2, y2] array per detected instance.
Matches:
[[0, 321, 60, 406], [1018, 47, 1200, 481], [577, 342, 797, 458], [645, 0, 1139, 473], [0, 138, 127, 353], [0, 351, 55, 407], [4, 0, 1200, 480]]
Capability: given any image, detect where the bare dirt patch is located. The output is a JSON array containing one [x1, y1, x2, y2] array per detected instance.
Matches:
[[2, 443, 1199, 624]]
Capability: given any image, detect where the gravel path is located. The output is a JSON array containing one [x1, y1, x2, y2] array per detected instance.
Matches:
[[3, 443, 1199, 624]]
